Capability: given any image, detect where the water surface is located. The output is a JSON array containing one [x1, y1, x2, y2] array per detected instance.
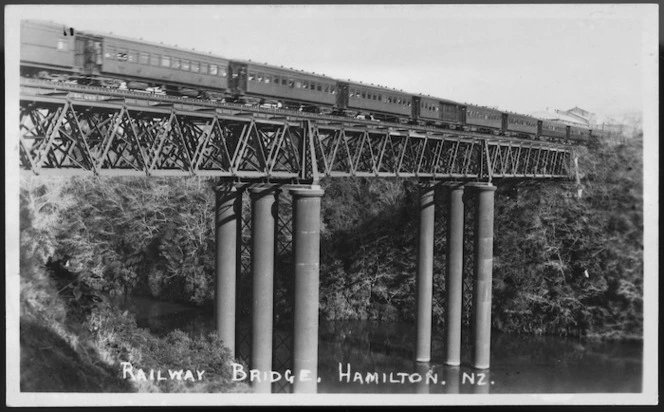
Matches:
[[115, 296, 642, 394]]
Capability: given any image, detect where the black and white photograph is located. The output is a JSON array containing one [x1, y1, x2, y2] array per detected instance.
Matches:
[[5, 3, 658, 406]]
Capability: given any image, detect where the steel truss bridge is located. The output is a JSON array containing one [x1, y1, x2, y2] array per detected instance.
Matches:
[[19, 79, 574, 182], [17, 78, 581, 393]]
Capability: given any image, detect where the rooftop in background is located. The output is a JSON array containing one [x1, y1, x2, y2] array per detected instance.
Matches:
[[530, 108, 590, 126]]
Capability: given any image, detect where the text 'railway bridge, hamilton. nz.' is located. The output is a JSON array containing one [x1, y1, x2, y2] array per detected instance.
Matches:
[[18, 78, 577, 393]]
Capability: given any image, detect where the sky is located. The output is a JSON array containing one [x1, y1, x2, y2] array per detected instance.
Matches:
[[7, 4, 656, 119]]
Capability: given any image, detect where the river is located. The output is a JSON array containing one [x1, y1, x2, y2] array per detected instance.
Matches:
[[114, 295, 642, 394]]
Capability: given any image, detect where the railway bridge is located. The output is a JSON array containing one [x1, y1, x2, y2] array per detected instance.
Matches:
[[18, 79, 576, 393]]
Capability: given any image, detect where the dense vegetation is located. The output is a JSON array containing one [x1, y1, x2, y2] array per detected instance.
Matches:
[[18, 136, 643, 390], [19, 181, 249, 392], [318, 136, 643, 339]]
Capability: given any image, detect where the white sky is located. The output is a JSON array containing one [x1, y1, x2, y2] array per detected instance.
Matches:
[[7, 4, 656, 118]]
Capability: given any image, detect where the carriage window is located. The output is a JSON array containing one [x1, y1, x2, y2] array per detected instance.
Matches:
[[282, 78, 289, 86], [378, 94, 382, 101], [138, 52, 149, 64], [248, 72, 255, 81], [257, 73, 263, 82], [128, 51, 137, 63], [57, 39, 68, 51], [324, 85, 329, 93], [182, 59, 190, 71], [210, 64, 218, 75], [288, 79, 294, 88], [172, 58, 180, 70], [105, 46, 115, 59], [303, 81, 309, 89], [150, 54, 159, 66], [221, 68, 227, 77], [317, 84, 322, 92], [201, 63, 208, 74], [265, 74, 271, 83], [274, 76, 280, 85], [117, 49, 128, 61], [191, 61, 200, 73], [161, 55, 170, 67], [330, 86, 336, 94], [295, 81, 302, 88]]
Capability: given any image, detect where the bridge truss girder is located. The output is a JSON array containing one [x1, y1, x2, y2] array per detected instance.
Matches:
[[19, 94, 573, 183]]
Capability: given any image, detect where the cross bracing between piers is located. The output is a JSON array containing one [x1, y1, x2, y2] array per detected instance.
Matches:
[[19, 80, 575, 182]]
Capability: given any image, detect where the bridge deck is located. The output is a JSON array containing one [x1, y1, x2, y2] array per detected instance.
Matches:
[[18, 79, 574, 182]]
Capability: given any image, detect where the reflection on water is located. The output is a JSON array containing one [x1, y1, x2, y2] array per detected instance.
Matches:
[[114, 296, 643, 394]]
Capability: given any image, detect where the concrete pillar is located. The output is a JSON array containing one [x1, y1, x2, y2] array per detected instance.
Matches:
[[415, 362, 431, 394], [214, 184, 241, 357], [290, 186, 324, 394], [444, 183, 465, 366], [443, 365, 461, 394], [250, 184, 278, 393], [471, 370, 491, 394], [415, 183, 435, 362], [469, 183, 497, 370]]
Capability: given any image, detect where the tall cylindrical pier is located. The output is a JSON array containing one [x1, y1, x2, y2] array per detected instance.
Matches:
[[415, 184, 435, 362], [214, 184, 241, 357], [290, 186, 324, 394], [444, 183, 465, 366], [250, 185, 278, 393], [470, 183, 496, 370]]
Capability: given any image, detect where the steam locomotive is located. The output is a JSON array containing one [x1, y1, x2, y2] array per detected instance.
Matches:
[[20, 19, 598, 144]]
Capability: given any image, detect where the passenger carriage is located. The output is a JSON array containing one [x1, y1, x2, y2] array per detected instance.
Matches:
[[20, 20, 77, 78], [465, 104, 504, 134], [228, 60, 337, 110], [337, 81, 413, 121], [568, 125, 590, 144], [539, 120, 569, 142], [504, 113, 539, 139]]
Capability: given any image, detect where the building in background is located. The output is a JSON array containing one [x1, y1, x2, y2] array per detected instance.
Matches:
[[531, 106, 641, 143], [530, 107, 590, 127]]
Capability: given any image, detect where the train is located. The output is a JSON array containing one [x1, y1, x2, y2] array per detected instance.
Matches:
[[20, 19, 597, 144]]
